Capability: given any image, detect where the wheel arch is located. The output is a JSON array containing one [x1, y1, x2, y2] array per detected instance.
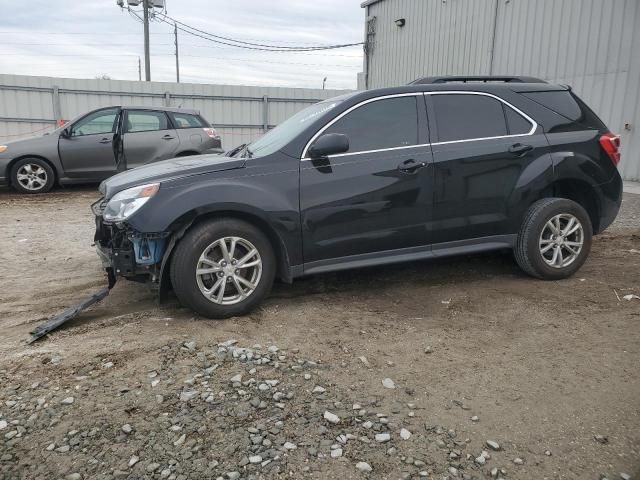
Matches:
[[158, 206, 294, 302], [174, 150, 200, 157], [543, 179, 601, 233]]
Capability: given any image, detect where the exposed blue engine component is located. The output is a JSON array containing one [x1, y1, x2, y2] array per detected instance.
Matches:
[[131, 236, 167, 265]]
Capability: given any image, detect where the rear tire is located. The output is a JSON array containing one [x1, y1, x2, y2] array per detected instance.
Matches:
[[11, 158, 55, 194], [170, 218, 276, 318], [514, 198, 592, 280]]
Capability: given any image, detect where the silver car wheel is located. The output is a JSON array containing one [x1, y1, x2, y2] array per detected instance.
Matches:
[[539, 213, 584, 268], [195, 236, 263, 305], [16, 163, 48, 191]]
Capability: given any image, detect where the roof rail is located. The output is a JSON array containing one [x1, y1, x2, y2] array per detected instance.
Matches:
[[410, 76, 547, 85]]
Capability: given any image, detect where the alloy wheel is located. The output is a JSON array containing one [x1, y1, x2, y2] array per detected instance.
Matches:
[[16, 163, 48, 191], [539, 213, 584, 268], [195, 236, 263, 305]]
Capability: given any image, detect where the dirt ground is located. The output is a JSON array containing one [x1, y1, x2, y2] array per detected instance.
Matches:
[[0, 186, 638, 480]]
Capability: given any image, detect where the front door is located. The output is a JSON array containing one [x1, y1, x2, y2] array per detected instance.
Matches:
[[426, 92, 552, 245], [300, 94, 433, 270], [123, 110, 180, 169], [58, 107, 120, 179]]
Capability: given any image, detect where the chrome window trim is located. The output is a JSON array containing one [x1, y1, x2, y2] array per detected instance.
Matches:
[[300, 90, 538, 161], [425, 90, 538, 139]]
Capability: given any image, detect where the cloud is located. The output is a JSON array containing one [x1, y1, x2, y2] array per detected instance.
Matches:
[[0, 0, 364, 89]]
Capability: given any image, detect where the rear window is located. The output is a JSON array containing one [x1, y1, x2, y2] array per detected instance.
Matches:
[[169, 112, 208, 129], [522, 90, 606, 130]]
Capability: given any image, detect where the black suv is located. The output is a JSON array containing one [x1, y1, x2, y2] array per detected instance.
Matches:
[[93, 76, 622, 318]]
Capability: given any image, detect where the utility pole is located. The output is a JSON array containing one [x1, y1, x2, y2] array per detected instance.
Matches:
[[138, 56, 142, 81], [174, 23, 180, 83], [142, 0, 151, 81], [322, 77, 327, 90]]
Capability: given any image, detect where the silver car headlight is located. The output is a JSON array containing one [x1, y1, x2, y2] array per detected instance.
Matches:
[[103, 183, 160, 222]]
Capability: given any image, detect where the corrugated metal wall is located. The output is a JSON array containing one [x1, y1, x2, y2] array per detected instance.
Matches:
[[0, 74, 350, 150], [363, 0, 640, 180]]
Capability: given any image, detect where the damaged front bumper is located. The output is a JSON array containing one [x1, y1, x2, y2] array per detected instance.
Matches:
[[92, 198, 169, 285]]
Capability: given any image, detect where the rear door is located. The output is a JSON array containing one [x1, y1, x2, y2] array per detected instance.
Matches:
[[426, 91, 552, 245], [300, 94, 434, 269], [58, 107, 120, 179], [122, 109, 180, 169]]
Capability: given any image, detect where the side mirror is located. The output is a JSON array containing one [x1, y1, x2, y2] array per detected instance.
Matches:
[[61, 127, 71, 138], [308, 133, 349, 159]]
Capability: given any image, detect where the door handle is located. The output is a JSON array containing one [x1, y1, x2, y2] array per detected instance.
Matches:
[[398, 159, 426, 174], [162, 134, 175, 140], [509, 143, 533, 156], [99, 138, 112, 144]]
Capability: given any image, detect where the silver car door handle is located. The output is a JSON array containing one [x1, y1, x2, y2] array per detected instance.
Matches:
[[162, 134, 175, 140], [99, 138, 112, 144]]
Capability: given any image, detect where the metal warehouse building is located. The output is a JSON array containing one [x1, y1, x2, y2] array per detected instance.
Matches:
[[359, 0, 640, 181]]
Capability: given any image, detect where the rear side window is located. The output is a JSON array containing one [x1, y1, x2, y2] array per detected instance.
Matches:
[[323, 96, 418, 153], [522, 90, 606, 130], [169, 112, 208, 129], [431, 94, 507, 142], [126, 111, 170, 133]]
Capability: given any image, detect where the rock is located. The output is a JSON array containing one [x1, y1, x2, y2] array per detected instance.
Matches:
[[594, 434, 608, 444], [486, 440, 501, 451], [475, 454, 486, 465], [61, 397, 74, 405], [226, 473, 241, 480], [56, 445, 70, 453], [122, 424, 133, 434], [283, 442, 297, 450], [229, 374, 242, 384], [620, 473, 631, 480], [268, 345, 279, 353], [424, 346, 433, 354], [66, 474, 82, 480], [448, 466, 458, 477], [400, 428, 411, 440], [471, 415, 479, 422], [179, 390, 198, 402], [324, 411, 340, 424], [249, 455, 262, 464], [184, 341, 196, 350], [0, 420, 6, 430], [129, 456, 140, 467], [382, 378, 396, 389], [544, 450, 552, 456], [173, 434, 186, 446], [513, 457, 524, 465], [375, 433, 391, 443], [356, 461, 373, 472], [312, 386, 326, 394], [146, 463, 160, 473], [330, 448, 343, 458], [358, 356, 371, 367]]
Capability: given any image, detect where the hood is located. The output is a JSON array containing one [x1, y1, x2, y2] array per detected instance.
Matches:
[[101, 154, 245, 199]]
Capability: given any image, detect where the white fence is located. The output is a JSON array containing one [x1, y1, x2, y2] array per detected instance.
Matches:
[[0, 74, 351, 150]]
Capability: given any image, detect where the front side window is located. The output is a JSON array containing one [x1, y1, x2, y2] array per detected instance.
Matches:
[[170, 112, 207, 129], [323, 96, 418, 154], [431, 94, 508, 142], [71, 108, 118, 137], [126, 111, 170, 133]]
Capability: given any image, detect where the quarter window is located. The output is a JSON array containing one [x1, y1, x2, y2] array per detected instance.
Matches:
[[126, 111, 170, 133], [431, 94, 508, 142], [322, 96, 418, 154], [71, 108, 118, 136], [504, 106, 532, 135], [169, 112, 207, 129]]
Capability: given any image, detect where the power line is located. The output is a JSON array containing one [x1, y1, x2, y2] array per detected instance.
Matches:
[[154, 14, 363, 52]]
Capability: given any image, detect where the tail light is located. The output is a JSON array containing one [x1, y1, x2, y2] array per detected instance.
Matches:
[[203, 127, 219, 139], [599, 132, 621, 166]]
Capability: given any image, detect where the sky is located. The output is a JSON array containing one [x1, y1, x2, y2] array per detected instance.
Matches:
[[0, 0, 365, 90]]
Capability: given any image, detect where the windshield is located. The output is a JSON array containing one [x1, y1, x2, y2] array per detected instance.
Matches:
[[243, 96, 349, 158]]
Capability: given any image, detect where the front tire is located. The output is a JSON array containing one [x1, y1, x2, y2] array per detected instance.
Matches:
[[170, 218, 276, 318], [11, 158, 55, 194], [514, 198, 592, 280]]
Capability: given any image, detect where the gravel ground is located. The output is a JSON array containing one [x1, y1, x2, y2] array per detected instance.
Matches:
[[0, 187, 638, 480]]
